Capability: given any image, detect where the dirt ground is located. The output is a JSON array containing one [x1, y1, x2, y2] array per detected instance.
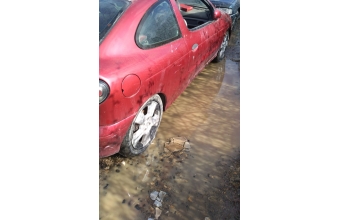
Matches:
[[99, 18, 240, 220], [100, 150, 239, 219]]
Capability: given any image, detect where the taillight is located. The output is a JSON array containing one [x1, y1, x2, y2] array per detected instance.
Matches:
[[99, 80, 110, 104]]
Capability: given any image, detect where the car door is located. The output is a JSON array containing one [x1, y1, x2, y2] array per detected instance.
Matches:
[[135, 0, 191, 106], [179, 0, 221, 82]]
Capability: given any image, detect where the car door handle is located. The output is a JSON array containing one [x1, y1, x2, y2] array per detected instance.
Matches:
[[192, 43, 198, 52]]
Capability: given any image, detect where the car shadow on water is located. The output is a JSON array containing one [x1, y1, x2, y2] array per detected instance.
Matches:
[[99, 18, 240, 220]]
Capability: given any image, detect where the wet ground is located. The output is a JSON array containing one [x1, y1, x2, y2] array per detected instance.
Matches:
[[99, 18, 240, 220]]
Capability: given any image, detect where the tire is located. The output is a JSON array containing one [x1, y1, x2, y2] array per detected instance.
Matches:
[[232, 9, 240, 29], [119, 94, 163, 157], [213, 31, 229, 63]]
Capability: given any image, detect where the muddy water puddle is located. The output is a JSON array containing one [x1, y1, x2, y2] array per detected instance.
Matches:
[[99, 57, 240, 220]]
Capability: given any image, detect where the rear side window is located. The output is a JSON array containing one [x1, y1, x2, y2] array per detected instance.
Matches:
[[99, 0, 130, 41], [136, 0, 181, 49]]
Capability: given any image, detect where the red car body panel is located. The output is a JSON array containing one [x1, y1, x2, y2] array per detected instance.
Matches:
[[99, 0, 231, 157]]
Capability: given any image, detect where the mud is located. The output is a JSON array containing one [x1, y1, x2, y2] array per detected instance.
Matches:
[[99, 18, 240, 220]]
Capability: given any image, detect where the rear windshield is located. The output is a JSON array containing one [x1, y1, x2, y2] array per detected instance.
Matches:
[[99, 0, 130, 41]]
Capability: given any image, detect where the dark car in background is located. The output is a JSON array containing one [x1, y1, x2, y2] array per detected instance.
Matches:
[[210, 0, 239, 29]]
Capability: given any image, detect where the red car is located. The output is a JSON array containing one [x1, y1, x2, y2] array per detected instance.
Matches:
[[99, 0, 232, 158]]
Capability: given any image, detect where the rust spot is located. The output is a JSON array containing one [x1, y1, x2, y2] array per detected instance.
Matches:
[[127, 107, 133, 114], [137, 95, 143, 105], [114, 61, 122, 70], [148, 80, 155, 89], [113, 100, 120, 105]]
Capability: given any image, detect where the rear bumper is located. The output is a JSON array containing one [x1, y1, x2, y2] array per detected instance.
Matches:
[[99, 114, 135, 158]]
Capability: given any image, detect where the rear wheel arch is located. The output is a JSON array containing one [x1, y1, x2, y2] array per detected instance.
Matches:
[[157, 93, 167, 111]]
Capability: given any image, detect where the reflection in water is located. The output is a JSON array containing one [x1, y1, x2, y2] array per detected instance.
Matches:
[[99, 58, 240, 220]]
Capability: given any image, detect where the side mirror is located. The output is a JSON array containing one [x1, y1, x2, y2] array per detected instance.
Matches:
[[214, 9, 221, 20]]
